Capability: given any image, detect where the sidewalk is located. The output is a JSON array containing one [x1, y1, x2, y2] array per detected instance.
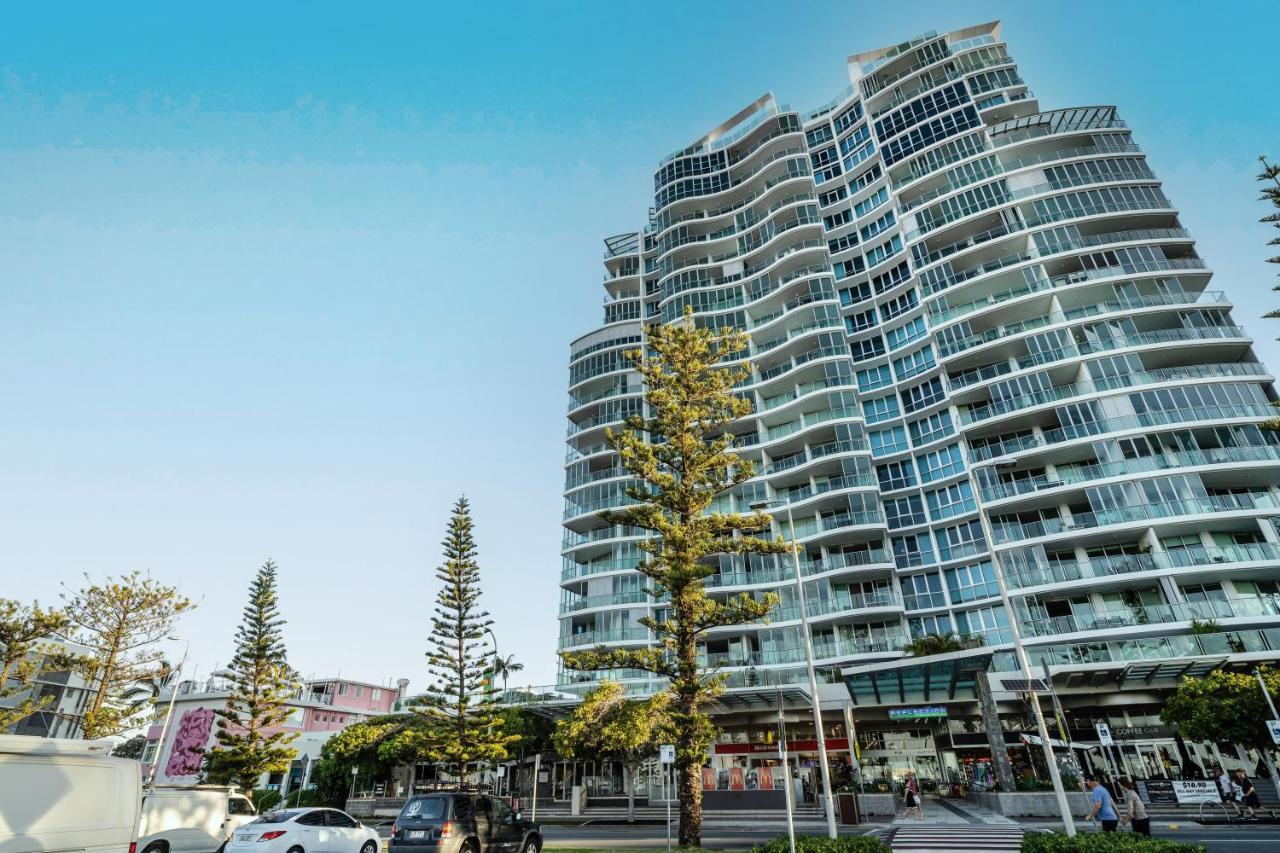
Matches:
[[888, 795, 1017, 827]]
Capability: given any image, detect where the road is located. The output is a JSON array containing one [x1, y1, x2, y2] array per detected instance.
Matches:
[[536, 821, 1280, 852], [373, 817, 1280, 852]]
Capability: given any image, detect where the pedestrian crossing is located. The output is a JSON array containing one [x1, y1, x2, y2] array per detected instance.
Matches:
[[888, 825, 1024, 852]]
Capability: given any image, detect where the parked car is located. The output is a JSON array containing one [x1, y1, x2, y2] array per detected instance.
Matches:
[[226, 808, 379, 853], [0, 735, 141, 853], [390, 793, 540, 853], [138, 785, 257, 853]]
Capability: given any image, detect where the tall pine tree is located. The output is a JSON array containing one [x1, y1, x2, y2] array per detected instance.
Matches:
[[204, 560, 299, 793], [560, 311, 787, 846], [418, 497, 513, 781]]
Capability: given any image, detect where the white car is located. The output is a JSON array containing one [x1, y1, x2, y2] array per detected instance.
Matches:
[[227, 808, 380, 853]]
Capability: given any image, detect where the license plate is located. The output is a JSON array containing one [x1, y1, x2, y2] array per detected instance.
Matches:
[[408, 831, 425, 839], [238, 836, 252, 843]]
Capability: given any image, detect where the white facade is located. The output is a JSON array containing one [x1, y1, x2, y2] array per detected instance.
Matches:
[[559, 21, 1280, 698]]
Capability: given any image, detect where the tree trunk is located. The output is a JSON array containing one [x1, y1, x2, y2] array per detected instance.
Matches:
[[626, 760, 637, 823], [678, 759, 701, 847]]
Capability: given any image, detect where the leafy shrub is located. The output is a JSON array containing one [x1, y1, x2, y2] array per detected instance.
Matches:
[[751, 834, 890, 853], [1021, 831, 1206, 852], [251, 788, 283, 812]]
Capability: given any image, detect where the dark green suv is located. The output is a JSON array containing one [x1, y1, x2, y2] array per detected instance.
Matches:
[[390, 793, 541, 853]]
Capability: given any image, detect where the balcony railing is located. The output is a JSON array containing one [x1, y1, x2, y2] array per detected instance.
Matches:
[[980, 444, 1280, 503], [960, 362, 1264, 425], [969, 403, 1278, 462], [1005, 542, 1280, 589], [1021, 597, 1280, 637], [992, 492, 1280, 544]]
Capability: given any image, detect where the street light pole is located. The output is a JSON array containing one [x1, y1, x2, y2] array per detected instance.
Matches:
[[484, 627, 501, 793], [146, 636, 191, 788], [974, 460, 1076, 836], [753, 499, 838, 838]]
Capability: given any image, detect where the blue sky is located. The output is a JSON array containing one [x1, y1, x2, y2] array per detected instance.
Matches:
[[3, 1, 1278, 692]]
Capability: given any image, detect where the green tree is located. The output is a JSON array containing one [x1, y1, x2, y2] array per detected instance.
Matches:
[[418, 497, 514, 781], [559, 311, 788, 847], [61, 572, 194, 739], [204, 560, 299, 793], [903, 633, 985, 657], [1259, 156, 1280, 319], [554, 682, 672, 823], [112, 734, 148, 760], [0, 599, 71, 732], [1162, 666, 1280, 796], [310, 714, 431, 806]]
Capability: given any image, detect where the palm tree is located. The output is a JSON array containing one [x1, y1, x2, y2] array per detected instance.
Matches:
[[903, 633, 985, 657], [122, 658, 176, 722], [493, 654, 523, 696]]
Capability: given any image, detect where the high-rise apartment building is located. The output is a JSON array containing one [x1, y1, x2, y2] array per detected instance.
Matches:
[[559, 20, 1280, 792]]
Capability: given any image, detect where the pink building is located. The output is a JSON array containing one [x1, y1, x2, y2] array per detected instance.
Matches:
[[142, 674, 409, 790]]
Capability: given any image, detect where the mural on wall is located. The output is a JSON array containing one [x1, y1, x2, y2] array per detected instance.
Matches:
[[165, 707, 215, 777]]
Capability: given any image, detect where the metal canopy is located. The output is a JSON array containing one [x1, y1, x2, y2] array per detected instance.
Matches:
[[712, 686, 810, 710], [1119, 656, 1226, 685], [842, 651, 994, 708]]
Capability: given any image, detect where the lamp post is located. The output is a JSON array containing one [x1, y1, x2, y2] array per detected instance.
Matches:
[[974, 457, 1075, 835], [484, 627, 501, 793], [752, 498, 837, 839], [146, 635, 191, 788]]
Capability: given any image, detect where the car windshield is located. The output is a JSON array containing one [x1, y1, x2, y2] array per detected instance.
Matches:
[[250, 810, 307, 824], [398, 797, 447, 823]]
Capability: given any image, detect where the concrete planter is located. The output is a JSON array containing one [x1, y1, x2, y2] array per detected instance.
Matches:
[[967, 790, 1091, 817]]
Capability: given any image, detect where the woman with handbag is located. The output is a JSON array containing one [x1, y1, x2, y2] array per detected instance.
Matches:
[[1118, 778, 1150, 836]]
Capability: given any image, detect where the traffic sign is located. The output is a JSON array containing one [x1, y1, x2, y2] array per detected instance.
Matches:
[[659, 744, 675, 764], [1267, 719, 1280, 746], [1095, 722, 1114, 746]]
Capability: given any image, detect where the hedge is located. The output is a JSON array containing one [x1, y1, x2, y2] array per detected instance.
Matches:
[[750, 835, 889, 853], [1021, 832, 1206, 853]]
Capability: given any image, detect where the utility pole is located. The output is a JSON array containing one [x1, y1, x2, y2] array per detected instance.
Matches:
[[1254, 669, 1280, 800]]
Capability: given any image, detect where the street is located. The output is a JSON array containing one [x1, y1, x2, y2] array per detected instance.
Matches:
[[371, 817, 1280, 852]]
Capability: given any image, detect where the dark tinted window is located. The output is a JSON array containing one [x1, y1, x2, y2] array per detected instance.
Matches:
[[451, 797, 476, 819], [398, 797, 448, 823], [296, 811, 327, 827], [251, 810, 307, 825], [326, 811, 359, 828], [489, 798, 512, 821], [228, 798, 255, 816]]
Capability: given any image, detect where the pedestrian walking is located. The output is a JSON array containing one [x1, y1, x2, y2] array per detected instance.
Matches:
[[1216, 765, 1243, 817], [903, 771, 924, 821], [1235, 769, 1276, 820], [1085, 777, 1119, 832], [1118, 778, 1150, 836]]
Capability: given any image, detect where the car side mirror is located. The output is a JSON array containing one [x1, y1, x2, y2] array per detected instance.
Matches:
[[513, 812, 522, 822]]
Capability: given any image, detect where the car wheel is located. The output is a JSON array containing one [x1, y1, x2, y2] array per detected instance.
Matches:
[[521, 837, 540, 853], [360, 842, 377, 853], [142, 844, 167, 853], [460, 841, 478, 853], [286, 846, 306, 853]]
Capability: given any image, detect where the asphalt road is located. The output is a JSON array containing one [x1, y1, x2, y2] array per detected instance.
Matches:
[[373, 818, 1280, 852], [537, 821, 1280, 852]]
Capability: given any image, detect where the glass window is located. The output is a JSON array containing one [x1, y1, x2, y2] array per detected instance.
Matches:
[[489, 798, 513, 821], [946, 561, 1000, 603], [296, 811, 327, 827], [227, 798, 255, 816], [326, 812, 359, 828], [870, 426, 908, 456], [863, 395, 901, 425], [885, 495, 927, 529], [916, 444, 965, 482], [926, 480, 975, 520], [398, 798, 448, 822]]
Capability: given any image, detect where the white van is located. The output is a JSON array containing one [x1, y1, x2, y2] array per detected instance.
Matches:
[[0, 734, 141, 853], [138, 786, 257, 853]]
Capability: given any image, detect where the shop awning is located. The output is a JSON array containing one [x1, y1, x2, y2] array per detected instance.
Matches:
[[842, 650, 993, 707], [1118, 657, 1226, 685], [712, 686, 811, 710]]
